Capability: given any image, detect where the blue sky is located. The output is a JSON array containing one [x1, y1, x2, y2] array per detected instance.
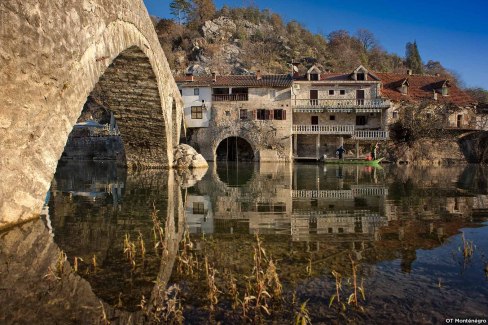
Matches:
[[144, 0, 488, 89]]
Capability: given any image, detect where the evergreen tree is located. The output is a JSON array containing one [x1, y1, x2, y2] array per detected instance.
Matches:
[[405, 41, 423, 74]]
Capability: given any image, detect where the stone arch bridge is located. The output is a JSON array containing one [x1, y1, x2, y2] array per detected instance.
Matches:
[[0, 0, 184, 228]]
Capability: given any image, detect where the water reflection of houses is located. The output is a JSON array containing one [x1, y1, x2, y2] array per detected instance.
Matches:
[[185, 195, 214, 234], [185, 163, 390, 242], [290, 165, 389, 241]]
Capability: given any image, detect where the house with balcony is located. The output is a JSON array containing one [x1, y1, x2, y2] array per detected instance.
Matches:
[[176, 72, 294, 162], [291, 65, 391, 160]]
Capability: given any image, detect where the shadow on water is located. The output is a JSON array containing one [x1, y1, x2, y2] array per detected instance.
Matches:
[[1, 161, 488, 324]]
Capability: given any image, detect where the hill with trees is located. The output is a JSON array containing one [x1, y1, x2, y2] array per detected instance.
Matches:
[[156, 0, 463, 86]]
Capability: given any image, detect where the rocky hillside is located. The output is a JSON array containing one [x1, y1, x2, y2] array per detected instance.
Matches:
[[152, 6, 455, 79]]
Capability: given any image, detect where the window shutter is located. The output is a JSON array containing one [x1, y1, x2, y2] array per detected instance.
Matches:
[[283, 110, 286, 120], [252, 110, 257, 120], [265, 110, 270, 120], [269, 109, 274, 120]]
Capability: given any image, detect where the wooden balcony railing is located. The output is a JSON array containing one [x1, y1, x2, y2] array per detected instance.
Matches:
[[292, 98, 390, 109], [292, 124, 355, 135], [353, 130, 389, 140], [212, 93, 249, 102]]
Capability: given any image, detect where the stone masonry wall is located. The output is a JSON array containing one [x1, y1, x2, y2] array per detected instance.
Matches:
[[190, 87, 293, 161]]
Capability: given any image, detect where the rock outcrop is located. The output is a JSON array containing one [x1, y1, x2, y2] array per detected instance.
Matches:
[[385, 138, 466, 165], [173, 144, 208, 169], [202, 16, 236, 42]]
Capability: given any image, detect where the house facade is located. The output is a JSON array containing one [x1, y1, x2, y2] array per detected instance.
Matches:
[[291, 65, 390, 160], [177, 73, 294, 162], [177, 66, 476, 162]]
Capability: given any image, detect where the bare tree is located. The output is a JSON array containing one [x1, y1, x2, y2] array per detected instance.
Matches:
[[356, 29, 378, 52], [391, 101, 464, 144]]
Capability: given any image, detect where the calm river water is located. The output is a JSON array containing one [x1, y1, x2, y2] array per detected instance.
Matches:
[[1, 160, 488, 324]]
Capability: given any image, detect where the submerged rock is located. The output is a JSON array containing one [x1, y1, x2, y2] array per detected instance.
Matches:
[[173, 144, 208, 169]]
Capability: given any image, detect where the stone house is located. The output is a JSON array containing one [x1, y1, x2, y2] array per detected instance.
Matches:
[[176, 72, 294, 162], [177, 67, 477, 162], [378, 72, 477, 129], [475, 104, 488, 131], [291, 65, 390, 159]]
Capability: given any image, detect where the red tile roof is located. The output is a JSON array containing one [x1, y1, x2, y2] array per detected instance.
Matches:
[[176, 72, 475, 107], [376, 73, 475, 107], [175, 74, 293, 88], [293, 72, 380, 82]]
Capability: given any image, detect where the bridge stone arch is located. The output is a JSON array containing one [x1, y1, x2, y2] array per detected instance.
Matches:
[[0, 0, 183, 228]]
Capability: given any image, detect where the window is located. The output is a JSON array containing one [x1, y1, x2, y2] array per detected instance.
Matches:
[[193, 88, 199, 96], [257, 109, 266, 120], [225, 111, 230, 116], [338, 227, 344, 234], [330, 115, 336, 121], [232, 87, 249, 94], [442, 86, 449, 96], [357, 73, 365, 81], [213, 88, 230, 95], [392, 111, 398, 119], [328, 228, 333, 234], [257, 203, 272, 212], [273, 203, 286, 212], [310, 73, 319, 81], [328, 89, 335, 96], [310, 90, 318, 105], [191, 106, 203, 119], [240, 109, 248, 120], [339, 89, 346, 95], [193, 202, 205, 214], [274, 109, 286, 120], [356, 115, 367, 125]]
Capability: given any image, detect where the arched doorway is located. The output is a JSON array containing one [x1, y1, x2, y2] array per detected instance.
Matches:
[[216, 137, 254, 161]]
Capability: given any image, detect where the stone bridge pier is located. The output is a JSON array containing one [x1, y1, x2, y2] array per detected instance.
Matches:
[[0, 0, 183, 228]]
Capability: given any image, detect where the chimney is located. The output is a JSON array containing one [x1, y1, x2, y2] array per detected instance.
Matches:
[[433, 90, 438, 101], [256, 70, 262, 80], [211, 72, 217, 82], [185, 72, 194, 82], [407, 69, 413, 76]]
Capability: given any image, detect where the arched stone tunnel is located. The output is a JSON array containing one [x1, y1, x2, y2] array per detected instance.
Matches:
[[0, 0, 184, 228]]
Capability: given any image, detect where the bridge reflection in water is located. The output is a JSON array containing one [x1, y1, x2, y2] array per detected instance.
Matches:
[[1, 161, 488, 323]]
